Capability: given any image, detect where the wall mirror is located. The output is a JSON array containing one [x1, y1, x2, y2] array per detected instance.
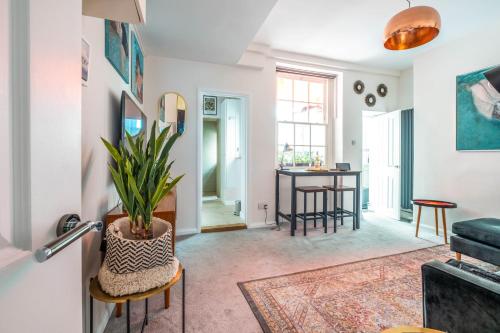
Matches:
[[158, 92, 186, 136]]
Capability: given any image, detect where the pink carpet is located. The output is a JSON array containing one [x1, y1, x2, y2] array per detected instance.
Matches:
[[238, 245, 454, 333]]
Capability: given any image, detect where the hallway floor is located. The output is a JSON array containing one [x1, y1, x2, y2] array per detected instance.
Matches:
[[201, 198, 244, 227], [104, 213, 446, 333]]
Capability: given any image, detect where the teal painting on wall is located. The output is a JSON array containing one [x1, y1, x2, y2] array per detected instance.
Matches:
[[456, 65, 500, 150], [131, 32, 144, 103], [105, 19, 129, 83]]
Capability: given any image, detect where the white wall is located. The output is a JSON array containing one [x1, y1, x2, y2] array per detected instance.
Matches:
[[414, 23, 500, 229], [81, 16, 152, 333], [145, 54, 400, 233], [0, 1, 83, 332], [399, 67, 413, 110]]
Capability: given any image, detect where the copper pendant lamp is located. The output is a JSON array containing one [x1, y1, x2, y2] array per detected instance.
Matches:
[[384, 0, 441, 50]]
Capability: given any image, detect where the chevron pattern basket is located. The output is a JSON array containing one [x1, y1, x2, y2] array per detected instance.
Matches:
[[98, 217, 177, 296], [104, 217, 174, 274]]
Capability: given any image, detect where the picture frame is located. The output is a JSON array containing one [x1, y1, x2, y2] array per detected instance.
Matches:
[[105, 19, 129, 83], [203, 95, 217, 115], [81, 38, 90, 86], [131, 32, 144, 103]]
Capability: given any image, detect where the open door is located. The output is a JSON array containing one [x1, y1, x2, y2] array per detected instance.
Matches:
[[0, 1, 83, 332], [369, 110, 401, 220]]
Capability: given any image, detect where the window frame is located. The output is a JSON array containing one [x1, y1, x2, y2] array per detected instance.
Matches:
[[276, 71, 332, 168]]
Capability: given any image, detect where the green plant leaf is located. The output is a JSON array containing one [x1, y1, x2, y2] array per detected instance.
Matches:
[[101, 138, 122, 163]]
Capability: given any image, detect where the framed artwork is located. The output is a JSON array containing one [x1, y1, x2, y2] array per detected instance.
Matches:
[[131, 32, 144, 103], [105, 19, 129, 83], [456, 65, 500, 150], [203, 95, 217, 115], [81, 38, 90, 86]]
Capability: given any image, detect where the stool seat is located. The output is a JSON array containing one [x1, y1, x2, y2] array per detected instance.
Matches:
[[323, 185, 355, 192], [296, 186, 327, 193], [452, 218, 500, 248], [412, 199, 457, 209]]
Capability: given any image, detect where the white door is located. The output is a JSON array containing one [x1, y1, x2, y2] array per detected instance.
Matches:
[[0, 1, 83, 332], [221, 98, 242, 203], [370, 111, 401, 220]]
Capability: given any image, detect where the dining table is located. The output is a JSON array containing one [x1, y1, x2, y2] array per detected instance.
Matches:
[[275, 168, 362, 236]]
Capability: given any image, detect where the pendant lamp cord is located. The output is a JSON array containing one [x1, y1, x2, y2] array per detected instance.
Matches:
[[406, 0, 411, 8]]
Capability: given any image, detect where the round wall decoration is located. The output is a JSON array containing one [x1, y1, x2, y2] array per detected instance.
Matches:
[[365, 93, 376, 107], [377, 84, 388, 97], [353, 80, 365, 94]]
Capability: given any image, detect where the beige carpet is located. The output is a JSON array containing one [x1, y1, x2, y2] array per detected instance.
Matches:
[[238, 246, 454, 333], [103, 214, 450, 332]]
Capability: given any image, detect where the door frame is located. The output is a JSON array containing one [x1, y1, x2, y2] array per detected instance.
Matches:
[[197, 89, 250, 232]]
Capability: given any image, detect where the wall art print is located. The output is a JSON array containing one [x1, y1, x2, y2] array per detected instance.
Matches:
[[456, 65, 500, 150]]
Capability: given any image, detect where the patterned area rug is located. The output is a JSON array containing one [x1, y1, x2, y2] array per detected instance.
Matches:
[[238, 246, 455, 333]]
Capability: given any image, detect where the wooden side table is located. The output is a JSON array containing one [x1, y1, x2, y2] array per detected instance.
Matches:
[[89, 264, 185, 333], [412, 199, 457, 244]]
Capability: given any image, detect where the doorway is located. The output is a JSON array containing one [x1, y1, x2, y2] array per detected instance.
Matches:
[[362, 109, 414, 221], [199, 94, 247, 232]]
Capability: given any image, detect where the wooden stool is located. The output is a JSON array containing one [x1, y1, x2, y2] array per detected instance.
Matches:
[[295, 186, 328, 235], [412, 199, 457, 244], [89, 264, 185, 333]]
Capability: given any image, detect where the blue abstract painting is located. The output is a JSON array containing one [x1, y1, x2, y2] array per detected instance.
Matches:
[[105, 20, 129, 83], [131, 32, 144, 103], [456, 65, 500, 150]]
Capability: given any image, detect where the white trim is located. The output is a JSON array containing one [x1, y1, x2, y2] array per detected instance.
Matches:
[[197, 89, 250, 232], [176, 228, 199, 236]]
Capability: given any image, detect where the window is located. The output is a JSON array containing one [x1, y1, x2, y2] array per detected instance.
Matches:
[[276, 71, 329, 167]]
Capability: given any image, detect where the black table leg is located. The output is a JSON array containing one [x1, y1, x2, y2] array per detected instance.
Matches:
[[323, 191, 327, 233], [127, 300, 130, 333], [145, 298, 148, 325], [275, 171, 279, 228], [356, 174, 361, 229], [303, 192, 307, 236], [182, 268, 186, 333], [90, 294, 93, 333], [333, 176, 337, 233], [291, 175, 296, 236]]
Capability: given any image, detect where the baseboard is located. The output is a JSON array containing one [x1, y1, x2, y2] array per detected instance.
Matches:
[[247, 221, 276, 229], [176, 228, 198, 236], [201, 223, 247, 233]]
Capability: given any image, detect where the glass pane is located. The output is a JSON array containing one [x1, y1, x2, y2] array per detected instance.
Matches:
[[293, 102, 308, 122], [277, 145, 293, 166], [294, 146, 311, 167], [277, 100, 293, 121], [277, 77, 293, 100], [309, 104, 325, 124], [293, 79, 308, 102], [309, 82, 324, 103], [311, 147, 326, 166], [277, 122, 294, 145], [311, 125, 326, 146], [295, 124, 310, 146]]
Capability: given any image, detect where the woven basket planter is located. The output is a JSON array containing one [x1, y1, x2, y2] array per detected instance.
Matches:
[[98, 217, 178, 296]]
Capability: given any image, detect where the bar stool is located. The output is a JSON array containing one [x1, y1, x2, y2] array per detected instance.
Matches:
[[295, 186, 328, 235], [324, 163, 356, 232]]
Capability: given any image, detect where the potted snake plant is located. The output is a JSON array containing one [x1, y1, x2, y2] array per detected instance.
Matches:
[[98, 121, 183, 296], [101, 121, 183, 239]]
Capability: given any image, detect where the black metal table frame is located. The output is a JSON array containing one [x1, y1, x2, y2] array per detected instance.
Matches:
[[275, 169, 361, 236], [90, 268, 185, 333]]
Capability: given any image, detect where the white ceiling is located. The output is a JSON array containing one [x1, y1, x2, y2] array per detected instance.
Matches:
[[137, 0, 277, 64], [254, 0, 500, 70]]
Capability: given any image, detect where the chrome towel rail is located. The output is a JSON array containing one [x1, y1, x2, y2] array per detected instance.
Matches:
[[35, 214, 103, 263]]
